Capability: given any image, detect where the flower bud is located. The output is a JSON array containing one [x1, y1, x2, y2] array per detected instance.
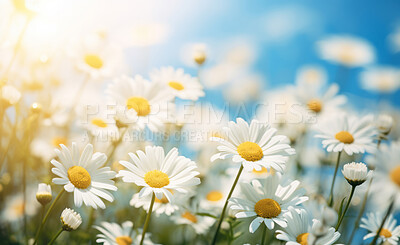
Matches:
[[61, 208, 82, 231], [36, 183, 52, 206]]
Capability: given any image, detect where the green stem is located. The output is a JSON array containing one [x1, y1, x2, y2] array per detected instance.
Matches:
[[33, 189, 65, 245], [369, 197, 395, 245], [139, 193, 155, 245], [211, 165, 244, 245], [348, 177, 373, 244], [328, 151, 342, 207], [336, 185, 356, 230], [261, 225, 267, 245], [48, 228, 63, 245]]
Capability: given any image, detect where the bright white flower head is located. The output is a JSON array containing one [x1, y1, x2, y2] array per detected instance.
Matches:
[[150, 66, 204, 101], [61, 208, 82, 231], [276, 207, 340, 245], [361, 212, 400, 245], [360, 67, 400, 93], [317, 35, 375, 67], [72, 37, 124, 81], [36, 183, 52, 206], [229, 174, 308, 232], [94, 221, 154, 245], [181, 43, 207, 66], [211, 118, 296, 173], [106, 75, 174, 132], [342, 162, 371, 186], [117, 146, 201, 202], [223, 74, 263, 105], [293, 82, 346, 118], [315, 113, 377, 155], [51, 143, 118, 209]]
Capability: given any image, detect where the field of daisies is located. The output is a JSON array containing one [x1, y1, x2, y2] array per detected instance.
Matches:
[[1, 1, 400, 245]]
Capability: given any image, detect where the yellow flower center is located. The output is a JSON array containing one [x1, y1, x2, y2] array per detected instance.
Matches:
[[144, 170, 170, 188], [13, 202, 24, 216], [254, 198, 281, 218], [168, 81, 185, 91], [52, 137, 68, 147], [155, 195, 169, 203], [91, 118, 107, 128], [296, 232, 309, 245], [252, 167, 271, 175], [206, 190, 223, 202], [379, 228, 392, 238], [335, 131, 354, 144], [237, 142, 263, 162], [390, 166, 400, 187], [115, 236, 133, 245], [126, 97, 151, 116], [194, 53, 206, 65], [182, 211, 197, 223], [67, 166, 91, 189], [84, 54, 103, 69], [307, 99, 322, 113]]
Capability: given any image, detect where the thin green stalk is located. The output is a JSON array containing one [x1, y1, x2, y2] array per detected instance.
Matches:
[[48, 228, 63, 245], [348, 177, 373, 244], [369, 197, 395, 245], [140, 192, 155, 245], [261, 225, 267, 245], [33, 189, 65, 245], [328, 151, 342, 207], [103, 127, 128, 167], [336, 185, 356, 230], [211, 165, 244, 245]]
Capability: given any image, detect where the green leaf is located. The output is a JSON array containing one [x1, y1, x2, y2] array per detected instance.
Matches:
[[338, 197, 347, 217]]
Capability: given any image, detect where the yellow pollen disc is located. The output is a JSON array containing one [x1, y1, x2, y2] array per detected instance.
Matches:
[[91, 118, 107, 128], [307, 99, 322, 113], [254, 198, 281, 218], [237, 142, 263, 162], [296, 232, 309, 245], [252, 167, 270, 175], [206, 191, 223, 202], [194, 53, 206, 65], [52, 137, 68, 147], [155, 195, 169, 203], [144, 170, 170, 188], [335, 131, 354, 144], [168, 81, 185, 91], [390, 166, 400, 187], [182, 211, 197, 223], [126, 97, 151, 116], [67, 166, 91, 189], [84, 54, 103, 69], [379, 228, 392, 238], [115, 236, 133, 245]]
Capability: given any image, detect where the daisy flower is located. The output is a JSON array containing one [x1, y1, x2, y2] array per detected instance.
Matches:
[[117, 146, 200, 201], [71, 36, 124, 81], [314, 113, 377, 155], [293, 82, 346, 118], [276, 207, 340, 245], [106, 75, 174, 132], [61, 208, 82, 231], [361, 212, 400, 245], [295, 66, 327, 88], [369, 141, 400, 208], [342, 162, 371, 186], [171, 205, 215, 235], [198, 176, 232, 213], [51, 142, 118, 209], [360, 66, 400, 93], [150, 66, 204, 101], [211, 118, 296, 173], [94, 221, 155, 245], [229, 174, 308, 232], [130, 190, 187, 216], [316, 35, 375, 67]]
